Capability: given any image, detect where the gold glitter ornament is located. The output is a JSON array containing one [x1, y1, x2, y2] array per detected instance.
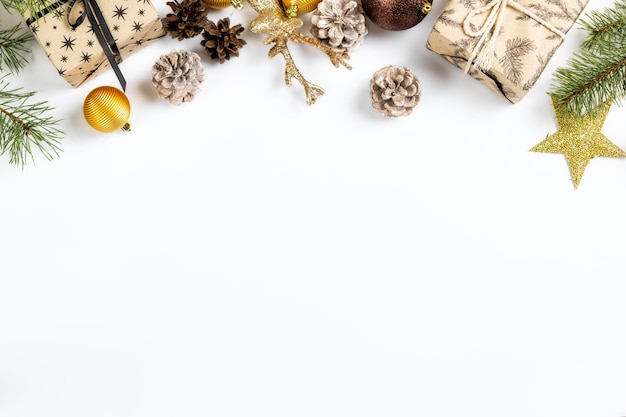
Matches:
[[248, 0, 351, 105], [83, 86, 131, 133], [530, 96, 626, 189]]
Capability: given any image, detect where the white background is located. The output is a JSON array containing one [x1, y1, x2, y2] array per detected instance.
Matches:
[[1, 0, 626, 416]]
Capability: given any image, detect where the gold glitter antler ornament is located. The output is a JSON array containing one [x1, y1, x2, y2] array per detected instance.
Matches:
[[248, 0, 351, 105]]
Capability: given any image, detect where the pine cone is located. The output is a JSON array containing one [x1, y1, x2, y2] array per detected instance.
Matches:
[[152, 50, 205, 105], [162, 0, 210, 41], [370, 65, 421, 117], [201, 17, 247, 63], [310, 0, 368, 53]]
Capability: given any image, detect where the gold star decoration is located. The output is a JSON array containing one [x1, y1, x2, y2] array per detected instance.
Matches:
[[530, 96, 626, 189]]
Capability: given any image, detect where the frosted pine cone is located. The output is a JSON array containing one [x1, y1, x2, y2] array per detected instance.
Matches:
[[310, 0, 368, 52], [370, 65, 421, 117], [152, 50, 205, 105]]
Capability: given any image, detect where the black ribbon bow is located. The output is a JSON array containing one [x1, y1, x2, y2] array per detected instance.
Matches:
[[67, 0, 127, 91]]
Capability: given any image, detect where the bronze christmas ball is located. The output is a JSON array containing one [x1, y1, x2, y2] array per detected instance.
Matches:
[[362, 0, 432, 31]]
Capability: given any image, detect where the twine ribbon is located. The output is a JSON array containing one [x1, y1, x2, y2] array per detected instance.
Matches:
[[463, 0, 566, 73], [67, 0, 127, 91]]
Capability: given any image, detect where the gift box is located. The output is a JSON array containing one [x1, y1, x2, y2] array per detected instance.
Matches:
[[426, 0, 589, 103], [22, 0, 165, 88]]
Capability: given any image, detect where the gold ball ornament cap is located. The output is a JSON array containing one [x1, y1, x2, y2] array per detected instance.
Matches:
[[83, 86, 131, 133]]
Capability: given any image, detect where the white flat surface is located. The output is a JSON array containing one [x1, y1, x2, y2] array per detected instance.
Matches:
[[1, 1, 626, 416]]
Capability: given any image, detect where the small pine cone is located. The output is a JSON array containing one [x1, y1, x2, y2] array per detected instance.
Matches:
[[201, 17, 247, 63], [370, 65, 421, 117], [162, 0, 210, 41], [310, 0, 368, 53], [152, 50, 205, 105]]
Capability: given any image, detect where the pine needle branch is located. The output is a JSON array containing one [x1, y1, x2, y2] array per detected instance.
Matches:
[[0, 0, 58, 18], [0, 76, 64, 168], [0, 23, 32, 73], [579, 0, 626, 51], [550, 0, 626, 115], [550, 41, 626, 116]]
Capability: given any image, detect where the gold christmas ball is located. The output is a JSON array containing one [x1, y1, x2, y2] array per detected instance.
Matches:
[[362, 0, 432, 31], [201, 0, 243, 9], [281, 0, 321, 17], [83, 86, 131, 133]]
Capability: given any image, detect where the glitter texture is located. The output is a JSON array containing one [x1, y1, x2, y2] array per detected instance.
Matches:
[[248, 0, 351, 105], [530, 96, 626, 189]]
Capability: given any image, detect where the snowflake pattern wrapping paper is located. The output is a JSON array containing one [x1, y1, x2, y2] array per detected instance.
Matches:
[[426, 0, 589, 103], [22, 0, 165, 88]]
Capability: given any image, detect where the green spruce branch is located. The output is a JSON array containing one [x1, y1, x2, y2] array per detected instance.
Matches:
[[0, 1, 65, 167], [550, 0, 626, 116], [579, 1, 626, 51], [0, 23, 32, 73], [0, 77, 64, 168], [0, 0, 57, 18]]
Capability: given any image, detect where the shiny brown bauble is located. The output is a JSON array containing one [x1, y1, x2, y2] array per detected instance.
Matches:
[[361, 0, 432, 31]]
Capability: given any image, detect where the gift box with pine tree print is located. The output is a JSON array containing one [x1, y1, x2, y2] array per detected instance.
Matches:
[[22, 0, 165, 88], [426, 0, 590, 103]]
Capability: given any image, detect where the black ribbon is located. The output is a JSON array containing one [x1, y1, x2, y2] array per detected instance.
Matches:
[[67, 0, 126, 91]]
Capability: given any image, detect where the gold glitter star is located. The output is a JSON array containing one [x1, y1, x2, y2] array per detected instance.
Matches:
[[530, 96, 626, 189]]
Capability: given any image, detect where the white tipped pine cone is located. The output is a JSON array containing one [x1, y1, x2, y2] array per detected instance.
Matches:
[[310, 0, 368, 52], [152, 50, 205, 105], [370, 65, 421, 117]]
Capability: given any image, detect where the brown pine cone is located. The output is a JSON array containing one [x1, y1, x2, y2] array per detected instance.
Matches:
[[162, 0, 210, 41], [370, 65, 421, 117], [201, 17, 247, 63]]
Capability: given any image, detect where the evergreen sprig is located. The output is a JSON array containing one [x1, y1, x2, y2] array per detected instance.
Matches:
[[0, 0, 55, 18], [550, 0, 626, 116], [0, 76, 64, 168], [0, 23, 32, 73], [579, 1, 626, 51]]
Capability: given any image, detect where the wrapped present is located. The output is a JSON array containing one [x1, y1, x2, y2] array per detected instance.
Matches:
[[426, 0, 589, 103], [23, 0, 165, 89]]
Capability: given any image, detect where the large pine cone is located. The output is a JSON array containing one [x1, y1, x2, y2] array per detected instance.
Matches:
[[201, 17, 247, 63], [310, 0, 368, 52], [162, 0, 210, 41], [152, 50, 205, 105], [370, 65, 421, 117]]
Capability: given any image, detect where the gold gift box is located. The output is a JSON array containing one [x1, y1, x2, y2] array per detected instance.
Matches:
[[23, 0, 165, 88], [426, 0, 589, 103]]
